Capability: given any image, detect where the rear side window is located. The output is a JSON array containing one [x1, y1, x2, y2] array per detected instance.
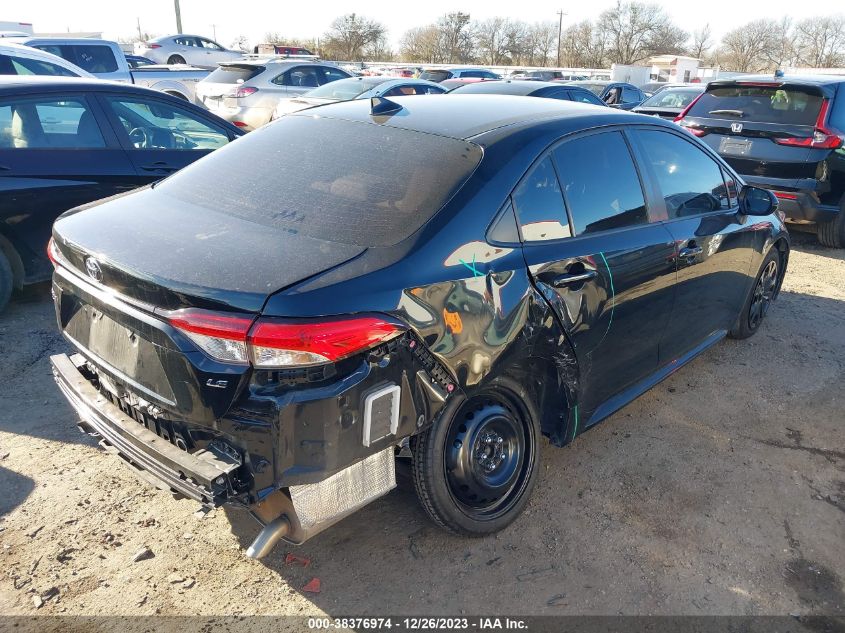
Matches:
[[0, 96, 105, 149], [634, 130, 730, 219], [274, 66, 320, 88], [320, 67, 350, 83], [622, 86, 641, 103], [205, 65, 264, 84], [155, 115, 483, 247], [420, 70, 449, 82], [553, 131, 647, 235], [688, 85, 824, 125], [512, 155, 572, 242], [0, 53, 79, 77], [33, 44, 118, 73], [567, 90, 604, 105]]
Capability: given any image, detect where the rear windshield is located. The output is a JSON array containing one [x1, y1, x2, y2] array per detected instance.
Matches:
[[420, 70, 449, 82], [687, 85, 824, 125], [155, 115, 482, 247], [204, 65, 264, 84], [640, 88, 703, 109]]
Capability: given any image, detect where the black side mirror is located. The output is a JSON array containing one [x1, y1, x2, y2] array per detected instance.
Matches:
[[739, 186, 778, 216]]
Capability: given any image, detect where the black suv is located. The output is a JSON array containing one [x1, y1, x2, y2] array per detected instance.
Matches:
[[676, 75, 845, 247]]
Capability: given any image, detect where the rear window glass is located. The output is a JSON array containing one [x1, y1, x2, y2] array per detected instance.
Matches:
[[155, 115, 482, 247], [688, 85, 823, 125], [34, 44, 118, 73], [420, 70, 449, 82], [204, 65, 264, 84]]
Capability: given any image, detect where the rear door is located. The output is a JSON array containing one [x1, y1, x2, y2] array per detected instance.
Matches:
[[630, 127, 755, 359], [96, 92, 236, 179], [680, 82, 829, 188], [517, 129, 677, 418], [275, 65, 322, 96], [0, 92, 135, 280]]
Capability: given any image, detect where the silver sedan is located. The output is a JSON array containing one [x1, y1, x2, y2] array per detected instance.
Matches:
[[135, 35, 244, 68], [272, 77, 446, 120]]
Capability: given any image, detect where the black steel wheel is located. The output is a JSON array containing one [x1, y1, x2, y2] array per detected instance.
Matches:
[[411, 381, 540, 535], [730, 248, 781, 339]]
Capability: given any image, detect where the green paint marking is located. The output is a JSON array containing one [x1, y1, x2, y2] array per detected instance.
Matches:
[[572, 404, 580, 438]]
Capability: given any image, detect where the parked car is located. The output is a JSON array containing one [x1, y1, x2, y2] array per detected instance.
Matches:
[[271, 77, 445, 119], [676, 74, 845, 247], [252, 44, 315, 57], [449, 79, 606, 106], [0, 41, 92, 77], [0, 76, 243, 312], [136, 35, 244, 68], [195, 59, 352, 130], [633, 85, 705, 119], [522, 70, 587, 82], [439, 77, 492, 90], [564, 80, 646, 109], [125, 54, 155, 69], [419, 67, 501, 82], [12, 37, 209, 101], [48, 94, 787, 557]]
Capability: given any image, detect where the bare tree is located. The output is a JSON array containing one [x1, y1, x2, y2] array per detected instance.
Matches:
[[718, 19, 781, 72], [230, 35, 249, 52], [503, 21, 532, 65], [560, 20, 608, 68], [437, 12, 474, 63], [321, 13, 387, 61], [793, 15, 845, 67], [688, 24, 712, 59], [399, 26, 442, 63], [528, 21, 558, 66], [597, 1, 686, 64], [475, 17, 509, 65]]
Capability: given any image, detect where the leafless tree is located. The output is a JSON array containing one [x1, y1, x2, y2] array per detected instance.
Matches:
[[793, 15, 845, 67], [718, 19, 781, 72], [528, 21, 559, 67], [688, 24, 712, 59], [597, 1, 687, 64], [437, 12, 475, 63], [321, 13, 387, 61], [399, 26, 442, 63], [475, 17, 509, 65], [559, 20, 609, 68]]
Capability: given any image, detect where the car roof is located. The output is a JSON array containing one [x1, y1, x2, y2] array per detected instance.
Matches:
[[567, 80, 612, 86], [220, 58, 334, 68], [451, 79, 572, 95], [713, 73, 845, 87], [291, 93, 636, 141], [15, 37, 118, 46], [0, 74, 174, 96]]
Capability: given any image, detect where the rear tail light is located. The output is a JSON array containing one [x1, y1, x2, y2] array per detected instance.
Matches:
[[228, 86, 258, 98], [47, 237, 59, 266], [146, 43, 161, 49], [674, 92, 707, 137], [773, 100, 842, 149], [233, 121, 249, 128], [167, 310, 404, 368]]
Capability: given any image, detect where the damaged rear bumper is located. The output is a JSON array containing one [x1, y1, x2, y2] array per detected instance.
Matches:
[[51, 352, 240, 506]]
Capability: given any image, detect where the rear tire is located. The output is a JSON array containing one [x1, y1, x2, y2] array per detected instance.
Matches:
[[167, 55, 186, 65], [0, 250, 13, 313], [410, 383, 540, 536], [729, 248, 780, 340], [817, 211, 845, 248]]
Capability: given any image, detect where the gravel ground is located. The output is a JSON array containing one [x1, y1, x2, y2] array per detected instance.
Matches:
[[0, 232, 842, 617]]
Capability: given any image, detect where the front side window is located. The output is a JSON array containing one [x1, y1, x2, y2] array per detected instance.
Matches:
[[634, 129, 730, 218], [0, 54, 79, 77], [567, 90, 604, 105], [553, 131, 647, 235], [104, 96, 230, 150], [199, 38, 223, 50], [512, 155, 572, 242], [275, 66, 320, 88], [320, 67, 350, 84], [0, 96, 105, 149], [621, 86, 641, 103]]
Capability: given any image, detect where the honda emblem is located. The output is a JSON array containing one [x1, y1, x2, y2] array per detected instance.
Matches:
[[731, 122, 743, 133]]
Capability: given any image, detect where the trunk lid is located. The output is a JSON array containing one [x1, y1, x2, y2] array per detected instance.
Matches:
[[680, 81, 831, 183]]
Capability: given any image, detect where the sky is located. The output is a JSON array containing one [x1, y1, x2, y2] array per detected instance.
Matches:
[[5, 0, 822, 49]]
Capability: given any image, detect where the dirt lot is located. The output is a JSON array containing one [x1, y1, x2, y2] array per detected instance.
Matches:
[[0, 232, 843, 618]]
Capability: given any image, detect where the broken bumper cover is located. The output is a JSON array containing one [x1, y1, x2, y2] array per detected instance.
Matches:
[[50, 352, 239, 505]]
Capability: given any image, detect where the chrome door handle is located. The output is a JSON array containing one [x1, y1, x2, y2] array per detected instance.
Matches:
[[679, 246, 703, 258], [552, 269, 597, 287]]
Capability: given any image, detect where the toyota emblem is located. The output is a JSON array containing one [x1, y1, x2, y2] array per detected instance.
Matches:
[[84, 257, 103, 283]]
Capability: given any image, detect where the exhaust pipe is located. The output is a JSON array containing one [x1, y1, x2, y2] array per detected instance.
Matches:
[[246, 514, 291, 559]]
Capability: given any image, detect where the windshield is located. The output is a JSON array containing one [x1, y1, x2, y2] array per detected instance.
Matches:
[[156, 115, 483, 247], [640, 88, 703, 109], [304, 78, 385, 100], [687, 85, 824, 125]]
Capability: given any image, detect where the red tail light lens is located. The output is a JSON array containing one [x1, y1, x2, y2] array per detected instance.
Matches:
[[248, 317, 404, 367], [147, 43, 161, 49], [772, 100, 843, 149], [167, 310, 404, 368], [47, 237, 58, 266], [228, 86, 258, 98]]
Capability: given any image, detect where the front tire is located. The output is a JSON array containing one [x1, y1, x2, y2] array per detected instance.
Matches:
[[817, 211, 845, 248], [167, 55, 186, 65], [729, 248, 781, 339], [411, 384, 540, 536]]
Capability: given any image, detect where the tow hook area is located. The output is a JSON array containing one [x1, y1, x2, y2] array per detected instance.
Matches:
[[245, 446, 396, 559]]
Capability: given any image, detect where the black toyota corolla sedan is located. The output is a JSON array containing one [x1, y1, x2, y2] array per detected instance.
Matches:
[[48, 95, 788, 557]]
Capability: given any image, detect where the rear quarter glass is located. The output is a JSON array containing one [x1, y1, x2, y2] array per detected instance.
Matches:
[[204, 65, 264, 83], [688, 86, 823, 125], [154, 115, 483, 247]]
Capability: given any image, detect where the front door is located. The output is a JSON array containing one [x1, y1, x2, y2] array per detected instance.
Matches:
[[516, 130, 677, 419], [0, 93, 136, 281], [629, 127, 755, 361]]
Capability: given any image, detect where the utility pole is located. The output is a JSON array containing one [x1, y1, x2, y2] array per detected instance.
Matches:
[[556, 9, 565, 67], [136, 17, 143, 42], [211, 24, 217, 41], [174, 0, 183, 34]]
